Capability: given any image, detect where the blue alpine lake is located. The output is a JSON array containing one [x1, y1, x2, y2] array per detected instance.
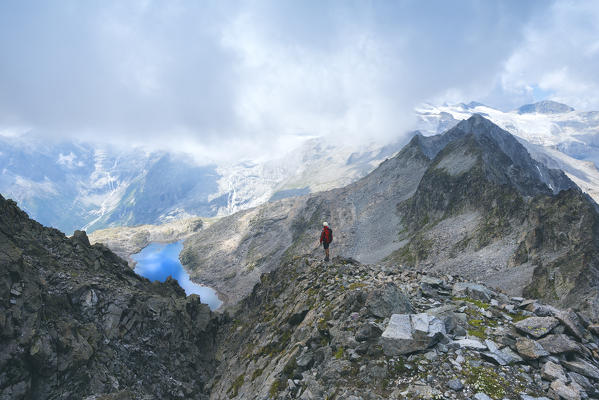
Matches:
[[132, 241, 222, 310]]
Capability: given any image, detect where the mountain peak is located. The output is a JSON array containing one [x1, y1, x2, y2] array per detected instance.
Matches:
[[429, 114, 577, 197], [516, 100, 574, 114], [459, 113, 496, 129]]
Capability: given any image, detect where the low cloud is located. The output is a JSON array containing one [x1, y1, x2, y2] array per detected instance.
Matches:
[[1, 1, 595, 161]]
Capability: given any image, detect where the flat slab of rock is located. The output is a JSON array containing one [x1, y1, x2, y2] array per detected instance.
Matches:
[[514, 316, 559, 338], [556, 310, 585, 341], [452, 338, 487, 350], [452, 282, 494, 302], [537, 334, 582, 355], [380, 313, 446, 356], [481, 343, 523, 366], [562, 359, 599, 380], [542, 361, 567, 382], [515, 337, 549, 359]]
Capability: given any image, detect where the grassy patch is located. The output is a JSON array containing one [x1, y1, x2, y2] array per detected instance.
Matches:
[[269, 379, 284, 398], [348, 282, 367, 290], [467, 317, 498, 339], [463, 365, 507, 399], [511, 313, 530, 323], [453, 297, 490, 309], [251, 368, 264, 382], [334, 347, 344, 359]]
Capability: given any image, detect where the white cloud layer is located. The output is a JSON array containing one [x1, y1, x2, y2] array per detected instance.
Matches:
[[0, 0, 597, 161]]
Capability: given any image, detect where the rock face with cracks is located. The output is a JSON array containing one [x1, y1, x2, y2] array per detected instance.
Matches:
[[0, 195, 219, 400]]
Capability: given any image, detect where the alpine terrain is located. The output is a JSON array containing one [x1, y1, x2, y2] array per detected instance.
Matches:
[[1, 194, 599, 399], [178, 115, 599, 323]]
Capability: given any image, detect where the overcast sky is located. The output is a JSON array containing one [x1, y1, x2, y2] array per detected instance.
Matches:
[[1, 0, 598, 161]]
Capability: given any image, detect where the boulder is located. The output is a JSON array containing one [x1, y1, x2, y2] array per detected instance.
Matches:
[[447, 379, 463, 391], [355, 323, 383, 342], [541, 361, 567, 382], [366, 283, 414, 318], [421, 276, 443, 287], [556, 310, 585, 341], [537, 334, 582, 355], [380, 313, 446, 356], [525, 302, 560, 317], [562, 359, 599, 380], [514, 316, 559, 338], [452, 282, 494, 302], [515, 337, 550, 359], [568, 372, 596, 395], [296, 351, 314, 370], [480, 340, 523, 366], [550, 379, 581, 400]]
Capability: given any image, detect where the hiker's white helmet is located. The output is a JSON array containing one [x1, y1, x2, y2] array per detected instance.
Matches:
[[323, 222, 328, 227]]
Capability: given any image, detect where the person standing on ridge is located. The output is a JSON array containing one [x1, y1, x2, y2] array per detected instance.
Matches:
[[320, 222, 333, 262]]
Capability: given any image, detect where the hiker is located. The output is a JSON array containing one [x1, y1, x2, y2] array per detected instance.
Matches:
[[319, 222, 333, 261]]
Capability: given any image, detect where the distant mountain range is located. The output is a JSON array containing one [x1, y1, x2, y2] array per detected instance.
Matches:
[[0, 135, 403, 234], [1, 100, 599, 235]]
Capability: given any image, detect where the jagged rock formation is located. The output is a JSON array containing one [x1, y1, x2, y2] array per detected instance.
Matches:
[[88, 216, 211, 265], [416, 101, 599, 205], [210, 255, 599, 399], [180, 115, 599, 321], [393, 116, 599, 321], [0, 195, 219, 400]]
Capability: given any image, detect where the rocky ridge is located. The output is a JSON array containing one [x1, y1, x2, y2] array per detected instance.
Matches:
[[212, 255, 599, 400], [179, 115, 599, 322], [0, 194, 219, 400]]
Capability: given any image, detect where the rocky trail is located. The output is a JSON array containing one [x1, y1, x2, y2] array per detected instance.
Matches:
[[212, 255, 599, 400]]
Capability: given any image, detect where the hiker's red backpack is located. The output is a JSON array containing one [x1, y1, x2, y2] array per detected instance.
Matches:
[[323, 226, 333, 243]]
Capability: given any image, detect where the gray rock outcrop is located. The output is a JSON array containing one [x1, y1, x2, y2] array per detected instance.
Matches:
[[0, 195, 219, 400], [380, 313, 446, 356]]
